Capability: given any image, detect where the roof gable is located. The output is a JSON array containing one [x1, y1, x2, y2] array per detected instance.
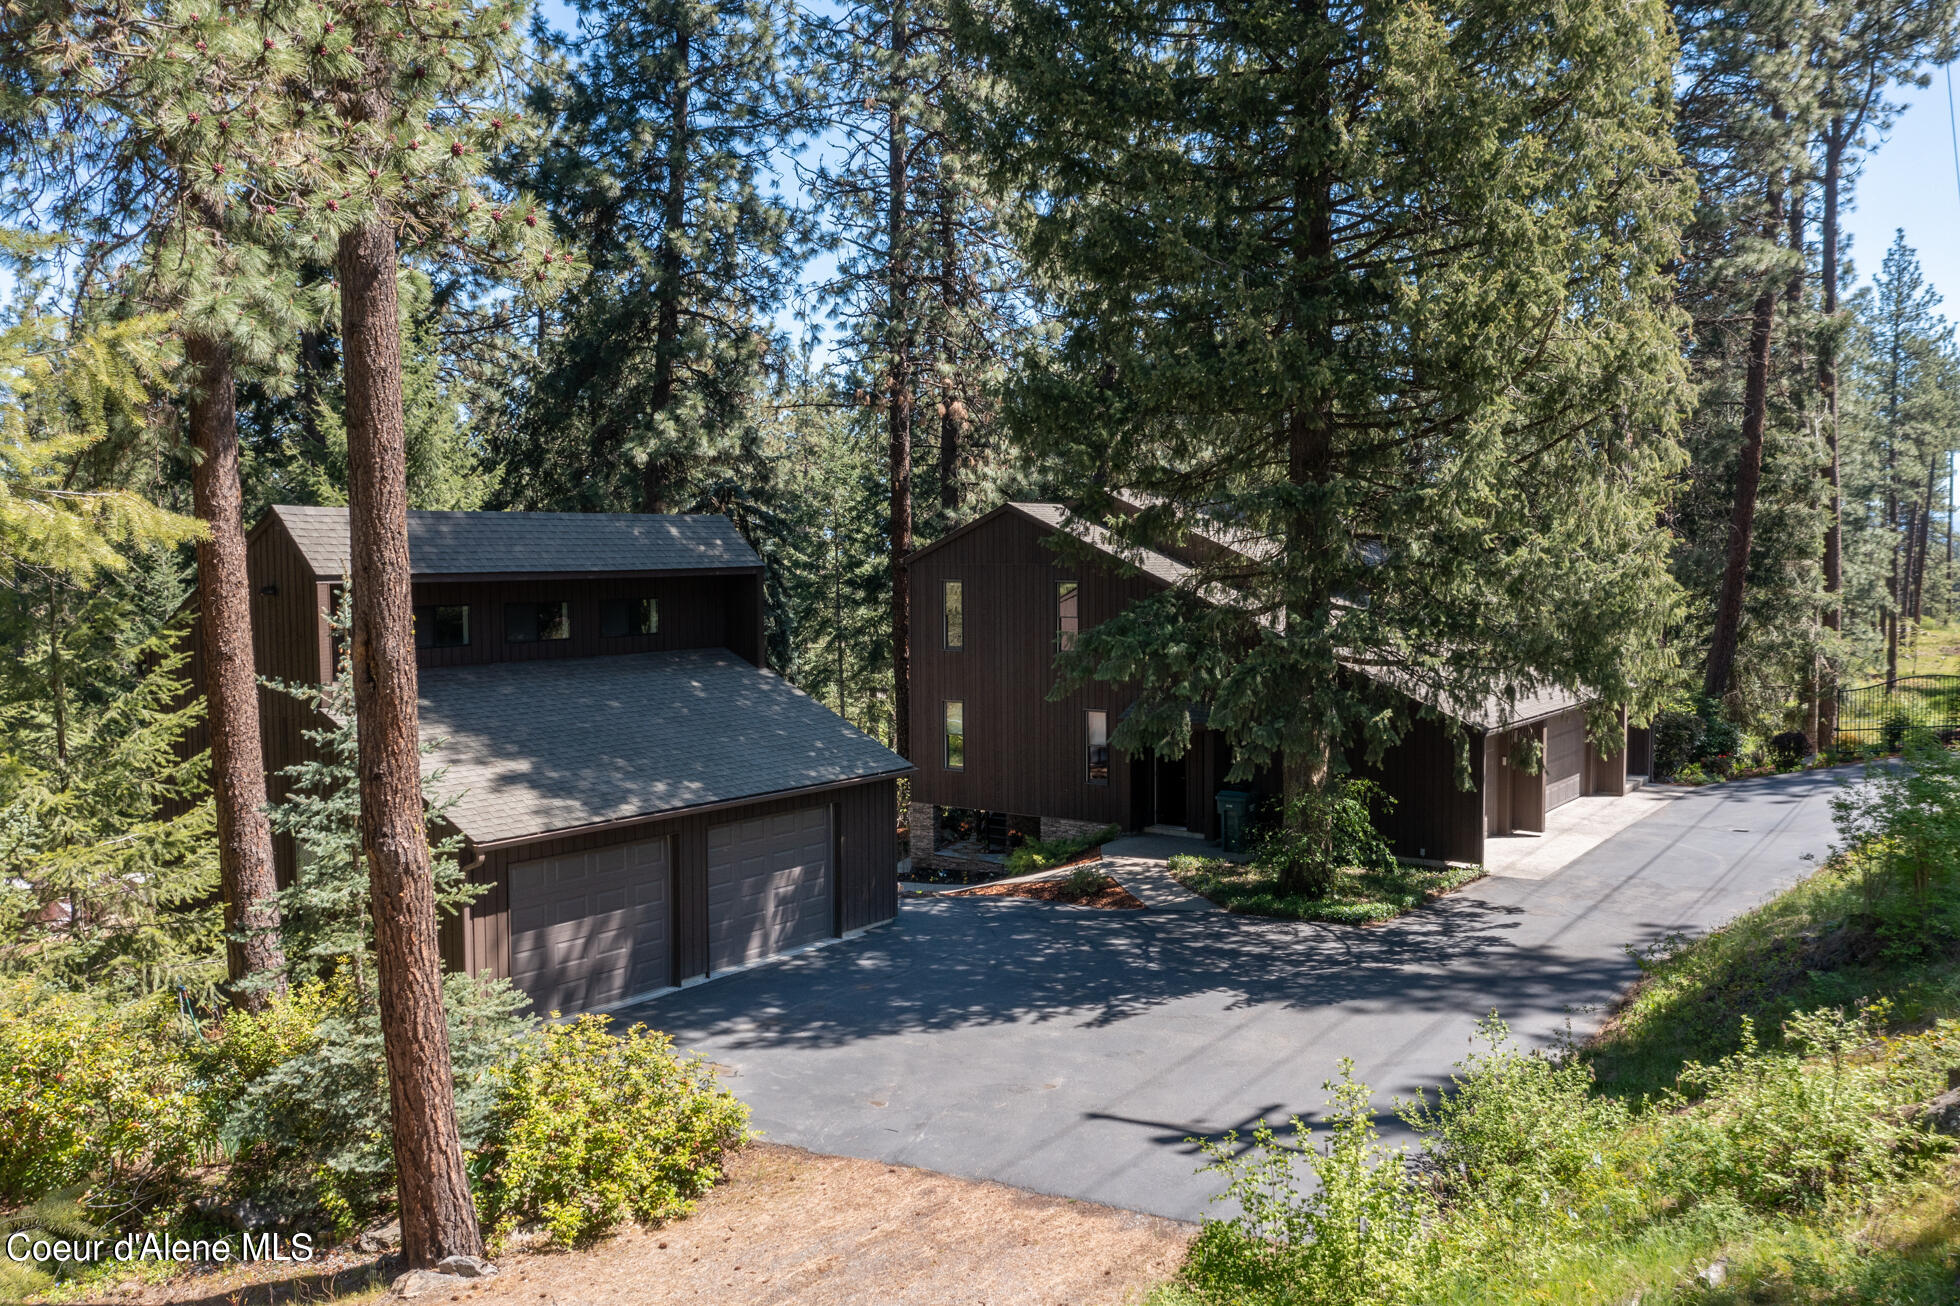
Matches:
[[269, 505, 762, 579]]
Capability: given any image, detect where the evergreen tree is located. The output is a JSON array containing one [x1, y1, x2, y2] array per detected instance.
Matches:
[[957, 0, 1691, 872], [498, 0, 813, 514]]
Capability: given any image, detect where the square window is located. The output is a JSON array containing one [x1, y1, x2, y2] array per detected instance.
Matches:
[[1086, 710, 1109, 784], [944, 700, 965, 771], [1056, 581, 1080, 651], [506, 600, 570, 643], [601, 597, 658, 638], [943, 580, 964, 651], [413, 604, 471, 649]]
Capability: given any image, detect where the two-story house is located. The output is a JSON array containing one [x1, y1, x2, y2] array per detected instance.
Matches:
[[903, 501, 1632, 870], [185, 506, 910, 1015]]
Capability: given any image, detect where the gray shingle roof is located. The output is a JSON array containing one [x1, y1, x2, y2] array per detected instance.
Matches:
[[418, 651, 911, 845], [1010, 503, 1196, 588], [269, 505, 761, 578]]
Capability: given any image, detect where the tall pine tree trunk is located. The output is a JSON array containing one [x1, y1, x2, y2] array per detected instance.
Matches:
[[887, 1, 914, 760], [336, 214, 483, 1269], [644, 19, 691, 514], [1817, 124, 1844, 742], [938, 185, 963, 516], [187, 332, 287, 1004], [1702, 172, 1783, 703], [1912, 456, 1938, 621]]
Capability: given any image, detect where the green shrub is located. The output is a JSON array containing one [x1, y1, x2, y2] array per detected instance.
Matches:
[[1767, 730, 1810, 771], [1064, 864, 1106, 897], [199, 969, 534, 1234], [473, 1015, 751, 1246], [1181, 1060, 1434, 1306], [1006, 824, 1119, 875], [1254, 779, 1396, 900], [1655, 1008, 1950, 1214], [1403, 1015, 1645, 1268], [0, 982, 211, 1213]]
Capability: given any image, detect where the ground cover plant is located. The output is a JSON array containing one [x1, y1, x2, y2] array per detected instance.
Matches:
[[1006, 825, 1121, 876], [1167, 852, 1482, 925]]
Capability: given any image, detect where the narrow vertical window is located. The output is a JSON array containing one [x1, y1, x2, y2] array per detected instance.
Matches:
[[944, 700, 965, 770], [943, 580, 964, 650], [1086, 710, 1109, 784], [1056, 580, 1079, 650]]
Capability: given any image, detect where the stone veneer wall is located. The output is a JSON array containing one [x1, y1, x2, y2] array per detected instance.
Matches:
[[1040, 815, 1115, 844]]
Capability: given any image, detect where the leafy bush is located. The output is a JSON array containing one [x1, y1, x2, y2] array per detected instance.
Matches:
[[1064, 864, 1107, 897], [1007, 824, 1119, 875], [199, 970, 534, 1233], [1181, 1060, 1434, 1306], [1403, 1014, 1643, 1253], [1254, 779, 1396, 900], [473, 1015, 751, 1246], [1830, 736, 1960, 957], [0, 983, 211, 1214], [1767, 730, 1809, 771], [1880, 710, 1914, 753], [1654, 1008, 1950, 1213], [1651, 696, 1742, 780]]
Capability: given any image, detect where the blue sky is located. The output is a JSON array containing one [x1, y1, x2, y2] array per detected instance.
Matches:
[[1837, 65, 1960, 338]]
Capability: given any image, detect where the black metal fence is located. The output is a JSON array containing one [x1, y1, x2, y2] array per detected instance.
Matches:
[[1834, 675, 1960, 745]]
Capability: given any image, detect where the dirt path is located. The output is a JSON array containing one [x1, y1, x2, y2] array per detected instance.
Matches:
[[118, 1146, 1192, 1306]]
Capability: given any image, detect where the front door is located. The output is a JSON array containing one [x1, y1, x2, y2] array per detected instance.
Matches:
[[1154, 755, 1187, 827]]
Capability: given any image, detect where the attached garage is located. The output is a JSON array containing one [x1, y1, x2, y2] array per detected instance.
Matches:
[[509, 837, 671, 1014], [708, 806, 833, 972], [1545, 711, 1586, 811]]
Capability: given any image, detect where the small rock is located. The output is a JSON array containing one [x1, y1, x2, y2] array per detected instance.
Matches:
[[435, 1254, 498, 1280], [1920, 1086, 1960, 1136], [357, 1220, 403, 1253], [1697, 1259, 1728, 1288], [226, 1198, 280, 1232], [392, 1269, 466, 1299]]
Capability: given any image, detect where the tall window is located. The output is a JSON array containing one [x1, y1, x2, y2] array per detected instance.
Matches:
[[505, 600, 571, 643], [944, 700, 965, 770], [601, 597, 658, 638], [413, 604, 470, 649], [1056, 581, 1080, 650], [1086, 710, 1109, 784], [943, 580, 964, 650]]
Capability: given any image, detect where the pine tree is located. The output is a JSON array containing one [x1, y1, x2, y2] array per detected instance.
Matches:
[[957, 0, 1691, 872], [498, 0, 813, 514]]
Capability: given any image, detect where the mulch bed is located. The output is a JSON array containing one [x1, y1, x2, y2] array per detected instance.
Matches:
[[950, 874, 1146, 910]]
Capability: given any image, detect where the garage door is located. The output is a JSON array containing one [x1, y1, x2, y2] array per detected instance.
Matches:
[[1545, 712, 1585, 810], [509, 837, 670, 1015], [707, 807, 833, 972]]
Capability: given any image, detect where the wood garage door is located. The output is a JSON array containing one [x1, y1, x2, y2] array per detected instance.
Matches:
[[509, 837, 670, 1015], [1545, 712, 1586, 811], [707, 806, 833, 973]]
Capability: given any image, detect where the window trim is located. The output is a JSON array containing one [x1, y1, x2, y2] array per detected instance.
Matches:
[[1056, 579, 1080, 651], [942, 579, 964, 651], [1086, 709, 1109, 785], [944, 699, 965, 771]]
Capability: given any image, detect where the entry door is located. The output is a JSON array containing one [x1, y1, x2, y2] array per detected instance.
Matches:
[[509, 837, 671, 1015], [1545, 713, 1586, 810], [706, 807, 834, 973], [1154, 755, 1187, 827]]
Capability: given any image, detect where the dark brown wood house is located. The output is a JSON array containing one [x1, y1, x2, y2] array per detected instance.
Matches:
[[184, 506, 909, 1015], [904, 502, 1630, 869]]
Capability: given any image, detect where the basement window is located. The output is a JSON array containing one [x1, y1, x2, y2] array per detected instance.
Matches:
[[413, 604, 471, 649], [601, 597, 658, 638], [505, 600, 571, 643]]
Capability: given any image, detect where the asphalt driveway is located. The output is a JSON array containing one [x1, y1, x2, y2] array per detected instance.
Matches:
[[620, 767, 1847, 1223]]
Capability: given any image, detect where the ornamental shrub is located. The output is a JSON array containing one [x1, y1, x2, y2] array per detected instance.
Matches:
[[1181, 1060, 1434, 1306], [1654, 1008, 1950, 1213], [1254, 779, 1397, 901], [1767, 730, 1810, 771], [473, 1016, 752, 1246], [0, 982, 211, 1212]]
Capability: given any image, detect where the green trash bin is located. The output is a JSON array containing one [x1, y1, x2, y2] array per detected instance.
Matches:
[[1215, 789, 1253, 854]]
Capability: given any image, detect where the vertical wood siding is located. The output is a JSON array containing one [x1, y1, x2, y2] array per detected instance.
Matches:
[[406, 573, 760, 670], [907, 511, 1158, 827], [1353, 715, 1486, 864]]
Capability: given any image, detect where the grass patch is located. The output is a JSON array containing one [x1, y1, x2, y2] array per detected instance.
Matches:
[[1585, 851, 1960, 1103], [1166, 853, 1483, 925]]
